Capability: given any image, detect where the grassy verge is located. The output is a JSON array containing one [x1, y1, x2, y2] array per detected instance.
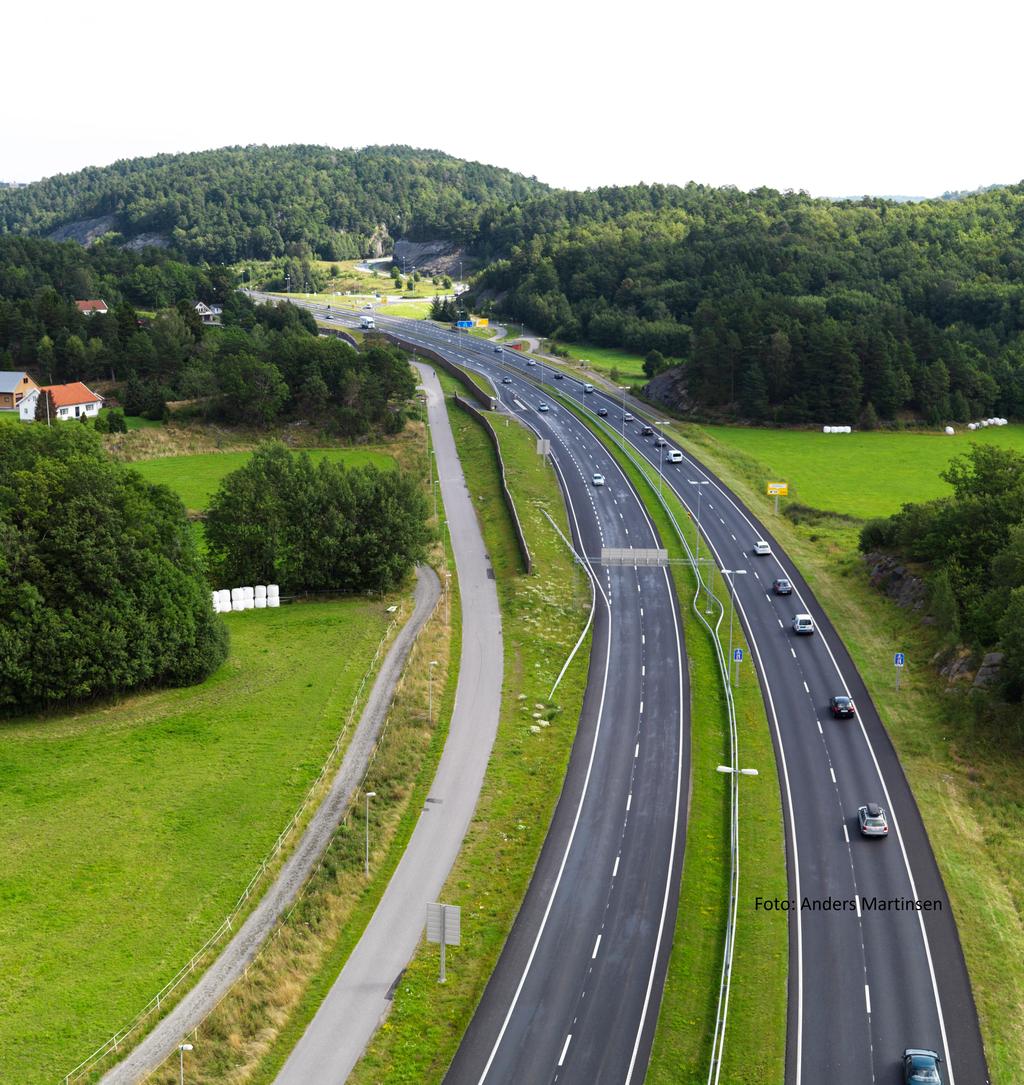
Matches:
[[346, 370, 592, 1082], [673, 422, 1024, 1080], [131, 448, 394, 513], [546, 340, 647, 381], [0, 599, 395, 1085], [558, 402, 787, 1083]]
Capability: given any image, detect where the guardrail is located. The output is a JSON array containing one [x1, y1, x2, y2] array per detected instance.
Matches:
[[59, 610, 402, 1085]]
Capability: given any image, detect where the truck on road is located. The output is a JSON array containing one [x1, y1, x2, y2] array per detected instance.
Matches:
[[360, 315, 375, 329]]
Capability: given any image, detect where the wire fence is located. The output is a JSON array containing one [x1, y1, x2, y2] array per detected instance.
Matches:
[[60, 606, 403, 1085]]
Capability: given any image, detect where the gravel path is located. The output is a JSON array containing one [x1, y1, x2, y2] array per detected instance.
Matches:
[[98, 566, 440, 1084]]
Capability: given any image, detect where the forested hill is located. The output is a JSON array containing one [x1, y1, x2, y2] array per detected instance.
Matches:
[[0, 145, 549, 264], [473, 182, 1024, 424]]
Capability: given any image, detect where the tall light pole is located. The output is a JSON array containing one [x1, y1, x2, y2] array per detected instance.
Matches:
[[721, 569, 748, 685], [178, 1043, 193, 1085], [619, 386, 629, 439], [655, 421, 670, 495], [716, 766, 759, 776], [688, 479, 712, 611], [364, 791, 377, 876], [429, 660, 439, 725], [429, 449, 438, 520]]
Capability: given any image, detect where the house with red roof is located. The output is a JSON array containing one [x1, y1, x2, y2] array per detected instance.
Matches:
[[75, 299, 109, 316], [34, 382, 104, 422]]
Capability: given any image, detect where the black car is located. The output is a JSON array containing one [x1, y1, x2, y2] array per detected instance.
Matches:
[[641, 425, 654, 436], [502, 376, 512, 384], [903, 1048, 942, 1083], [554, 372, 564, 379], [830, 695, 856, 718], [597, 407, 609, 416], [772, 577, 793, 595]]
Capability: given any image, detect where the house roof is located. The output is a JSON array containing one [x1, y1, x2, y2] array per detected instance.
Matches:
[[0, 371, 30, 394], [75, 299, 109, 313], [41, 382, 103, 408]]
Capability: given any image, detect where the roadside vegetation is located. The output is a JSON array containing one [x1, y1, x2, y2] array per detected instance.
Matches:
[[0, 596, 395, 1084], [673, 420, 1024, 1081], [347, 369, 592, 1083]]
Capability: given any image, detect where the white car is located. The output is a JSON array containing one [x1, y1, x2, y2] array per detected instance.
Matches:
[[538, 403, 549, 412], [753, 539, 772, 555], [493, 345, 503, 353], [592, 473, 605, 486], [792, 613, 815, 635], [527, 359, 537, 366]]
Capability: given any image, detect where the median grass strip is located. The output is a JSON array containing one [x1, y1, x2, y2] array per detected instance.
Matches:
[[347, 371, 592, 1083], [0, 599, 394, 1085], [674, 421, 1024, 1080], [561, 403, 787, 1083]]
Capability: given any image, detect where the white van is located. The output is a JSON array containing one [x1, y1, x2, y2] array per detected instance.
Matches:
[[584, 383, 594, 394], [666, 449, 683, 463]]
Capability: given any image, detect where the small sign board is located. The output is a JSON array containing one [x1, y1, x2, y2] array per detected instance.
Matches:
[[766, 482, 789, 496], [455, 320, 473, 328], [733, 648, 744, 662], [536, 438, 551, 456], [894, 652, 905, 668], [426, 902, 461, 946]]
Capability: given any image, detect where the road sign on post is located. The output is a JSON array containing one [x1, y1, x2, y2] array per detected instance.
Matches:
[[733, 647, 743, 685], [894, 651, 905, 690], [766, 481, 788, 515], [426, 902, 461, 983]]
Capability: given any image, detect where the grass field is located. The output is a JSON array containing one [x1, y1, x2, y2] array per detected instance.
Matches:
[[700, 423, 1024, 519], [131, 448, 394, 512], [0, 598, 396, 1085], [546, 341, 648, 381], [348, 370, 592, 1083], [676, 421, 1024, 1081]]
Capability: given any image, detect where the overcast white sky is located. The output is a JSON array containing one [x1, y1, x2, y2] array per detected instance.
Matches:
[[3, 0, 1021, 198]]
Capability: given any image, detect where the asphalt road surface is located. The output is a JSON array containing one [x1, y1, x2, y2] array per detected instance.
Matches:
[[264, 296, 989, 1085]]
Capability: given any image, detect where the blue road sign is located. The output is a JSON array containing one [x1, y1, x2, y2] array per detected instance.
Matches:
[[894, 652, 905, 667], [733, 648, 744, 662]]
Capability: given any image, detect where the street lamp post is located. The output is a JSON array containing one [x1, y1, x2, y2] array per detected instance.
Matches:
[[364, 791, 377, 876], [716, 765, 759, 776], [688, 479, 712, 611], [178, 1043, 193, 1085], [655, 421, 670, 495], [721, 569, 748, 685], [619, 386, 629, 439], [428, 660, 439, 725]]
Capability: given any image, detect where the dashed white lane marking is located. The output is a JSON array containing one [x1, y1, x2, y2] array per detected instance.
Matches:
[[731, 533, 737, 541], [843, 823, 850, 843], [613, 856, 620, 878], [864, 984, 872, 1015], [753, 571, 760, 580], [558, 1034, 572, 1067], [777, 618, 784, 628], [639, 700, 644, 714], [641, 665, 645, 676], [640, 607, 643, 617], [626, 793, 632, 812], [635, 743, 640, 758], [803, 681, 810, 693], [816, 719, 823, 734], [790, 647, 797, 658], [719, 517, 725, 524], [855, 894, 862, 918], [830, 767, 837, 784], [592, 935, 602, 960]]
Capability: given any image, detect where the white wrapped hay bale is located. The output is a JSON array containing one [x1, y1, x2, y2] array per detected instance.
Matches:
[[267, 594, 280, 608], [823, 426, 833, 434], [254, 595, 267, 609], [255, 584, 267, 601], [267, 584, 279, 601], [944, 426, 955, 435]]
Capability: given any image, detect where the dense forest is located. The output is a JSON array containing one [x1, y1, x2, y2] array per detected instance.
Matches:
[[472, 184, 1024, 423], [0, 145, 548, 263], [0, 236, 416, 433], [861, 445, 1024, 702]]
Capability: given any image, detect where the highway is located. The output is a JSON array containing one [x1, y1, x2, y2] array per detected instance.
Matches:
[[258, 294, 988, 1085]]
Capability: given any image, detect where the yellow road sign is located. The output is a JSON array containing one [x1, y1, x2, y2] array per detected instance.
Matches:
[[767, 482, 789, 496]]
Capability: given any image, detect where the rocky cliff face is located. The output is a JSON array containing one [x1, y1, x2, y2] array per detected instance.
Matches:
[[392, 238, 466, 276], [863, 551, 1002, 690], [643, 366, 689, 413]]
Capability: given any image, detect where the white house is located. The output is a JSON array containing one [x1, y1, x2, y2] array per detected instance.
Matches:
[[194, 301, 223, 325], [37, 382, 104, 421], [17, 388, 39, 421]]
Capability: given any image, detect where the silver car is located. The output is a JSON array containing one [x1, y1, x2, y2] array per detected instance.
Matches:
[[858, 803, 889, 837]]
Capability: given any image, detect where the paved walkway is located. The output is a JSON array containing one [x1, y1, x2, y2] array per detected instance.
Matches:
[[275, 364, 504, 1083], [99, 567, 440, 1084]]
